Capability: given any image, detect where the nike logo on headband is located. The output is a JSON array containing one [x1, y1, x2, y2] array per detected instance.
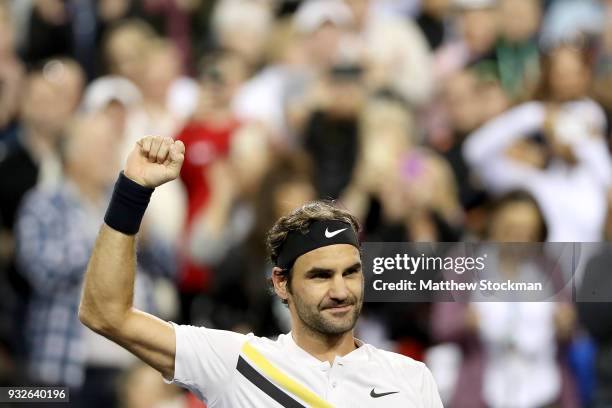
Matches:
[[325, 227, 348, 238]]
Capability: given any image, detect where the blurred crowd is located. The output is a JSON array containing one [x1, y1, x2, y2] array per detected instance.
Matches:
[[1, 0, 612, 407]]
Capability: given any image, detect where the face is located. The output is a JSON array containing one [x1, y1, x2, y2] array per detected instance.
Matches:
[[304, 24, 344, 68], [106, 29, 148, 84], [273, 181, 317, 218], [443, 71, 482, 133], [549, 47, 590, 102], [48, 60, 84, 114], [461, 8, 499, 54], [67, 114, 119, 186], [489, 201, 543, 242], [278, 244, 363, 336], [500, 0, 540, 43], [143, 46, 180, 102], [200, 55, 247, 109], [21, 74, 70, 134], [477, 80, 511, 121]]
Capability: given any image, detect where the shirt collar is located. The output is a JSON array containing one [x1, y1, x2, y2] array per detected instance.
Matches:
[[281, 331, 370, 367]]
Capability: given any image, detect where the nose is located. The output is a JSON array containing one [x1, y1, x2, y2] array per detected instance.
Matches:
[[328, 274, 349, 302]]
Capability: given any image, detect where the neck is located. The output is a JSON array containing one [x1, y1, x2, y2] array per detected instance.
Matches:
[[197, 105, 232, 126], [23, 125, 57, 161], [291, 321, 357, 365]]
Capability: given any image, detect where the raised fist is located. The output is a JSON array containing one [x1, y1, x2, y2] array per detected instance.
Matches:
[[124, 136, 185, 188]]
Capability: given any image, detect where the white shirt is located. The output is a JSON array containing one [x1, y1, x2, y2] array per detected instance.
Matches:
[[475, 302, 560, 408], [463, 99, 612, 241], [164, 323, 443, 407]]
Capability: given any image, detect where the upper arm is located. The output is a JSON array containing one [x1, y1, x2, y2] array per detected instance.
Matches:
[[463, 102, 545, 167], [98, 309, 176, 380]]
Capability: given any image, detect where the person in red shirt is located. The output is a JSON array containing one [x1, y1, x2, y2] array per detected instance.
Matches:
[[175, 51, 248, 320]]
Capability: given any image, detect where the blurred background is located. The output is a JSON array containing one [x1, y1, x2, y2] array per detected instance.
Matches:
[[1, 0, 612, 407]]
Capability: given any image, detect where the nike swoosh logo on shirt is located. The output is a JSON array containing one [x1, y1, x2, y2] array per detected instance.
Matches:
[[325, 227, 347, 238], [370, 388, 399, 398]]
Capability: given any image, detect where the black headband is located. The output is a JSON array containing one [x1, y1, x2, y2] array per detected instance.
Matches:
[[276, 220, 359, 269]]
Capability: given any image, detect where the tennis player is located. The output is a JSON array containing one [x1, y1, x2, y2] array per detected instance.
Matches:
[[79, 136, 443, 407]]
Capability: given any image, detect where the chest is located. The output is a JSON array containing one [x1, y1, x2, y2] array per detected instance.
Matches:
[[221, 360, 425, 408]]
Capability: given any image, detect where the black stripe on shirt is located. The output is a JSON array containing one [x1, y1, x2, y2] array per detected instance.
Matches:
[[236, 356, 306, 408]]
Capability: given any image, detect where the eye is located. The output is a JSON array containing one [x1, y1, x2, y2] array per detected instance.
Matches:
[[343, 267, 361, 277]]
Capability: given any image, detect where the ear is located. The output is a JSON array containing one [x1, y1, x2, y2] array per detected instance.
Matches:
[[271, 266, 289, 303]]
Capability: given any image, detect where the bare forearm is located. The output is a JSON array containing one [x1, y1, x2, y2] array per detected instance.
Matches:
[[79, 224, 138, 332]]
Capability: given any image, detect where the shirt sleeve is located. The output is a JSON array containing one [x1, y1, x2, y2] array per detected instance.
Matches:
[[164, 323, 247, 405], [462, 102, 547, 195], [463, 102, 545, 167]]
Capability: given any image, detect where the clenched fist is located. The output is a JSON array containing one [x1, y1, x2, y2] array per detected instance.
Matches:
[[124, 136, 185, 188]]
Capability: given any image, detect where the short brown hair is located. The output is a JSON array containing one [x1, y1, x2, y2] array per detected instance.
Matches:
[[266, 200, 360, 266]]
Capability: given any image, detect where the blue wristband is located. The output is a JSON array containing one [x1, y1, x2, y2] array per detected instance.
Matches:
[[104, 172, 154, 235]]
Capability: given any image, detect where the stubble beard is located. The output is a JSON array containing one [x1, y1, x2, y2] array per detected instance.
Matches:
[[293, 293, 363, 336]]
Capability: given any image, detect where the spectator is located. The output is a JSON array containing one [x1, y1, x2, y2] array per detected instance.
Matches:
[[119, 38, 192, 249], [141, 0, 203, 74], [495, 0, 541, 99], [175, 50, 250, 322], [80, 75, 142, 135], [434, 0, 499, 81], [432, 70, 491, 213], [592, 0, 612, 135], [578, 188, 612, 408], [0, 58, 83, 287], [344, 95, 463, 241], [344, 0, 435, 105], [103, 19, 155, 87], [303, 63, 365, 199], [234, 0, 352, 145], [432, 190, 580, 408], [22, 0, 72, 64], [15, 113, 174, 407], [464, 43, 612, 241], [210, 0, 273, 71], [287, 0, 356, 140]]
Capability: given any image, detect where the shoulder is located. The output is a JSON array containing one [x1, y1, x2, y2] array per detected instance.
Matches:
[[19, 184, 67, 214], [172, 323, 249, 344]]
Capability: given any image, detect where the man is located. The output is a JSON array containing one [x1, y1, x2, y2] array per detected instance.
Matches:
[[79, 135, 443, 407], [17, 115, 173, 407]]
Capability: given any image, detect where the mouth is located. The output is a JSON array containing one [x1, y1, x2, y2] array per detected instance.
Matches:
[[323, 304, 353, 314]]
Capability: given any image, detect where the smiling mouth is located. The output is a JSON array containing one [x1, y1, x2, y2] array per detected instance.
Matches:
[[324, 305, 353, 313]]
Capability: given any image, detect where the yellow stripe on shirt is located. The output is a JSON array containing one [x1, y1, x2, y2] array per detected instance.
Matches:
[[241, 342, 334, 408]]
